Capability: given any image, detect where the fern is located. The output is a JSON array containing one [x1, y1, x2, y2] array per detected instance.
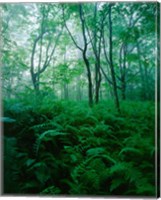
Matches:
[[78, 126, 94, 136], [40, 186, 61, 195], [110, 179, 125, 192], [81, 136, 107, 147], [86, 147, 106, 156], [80, 169, 100, 191], [135, 179, 155, 195], [34, 130, 67, 156], [32, 120, 64, 132], [3, 99, 155, 195], [93, 123, 112, 137], [119, 147, 142, 157], [27, 162, 50, 184], [88, 158, 106, 175], [20, 181, 40, 193]]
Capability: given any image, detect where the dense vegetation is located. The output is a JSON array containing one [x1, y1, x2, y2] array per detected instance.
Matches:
[[3, 97, 155, 195], [1, 2, 159, 197]]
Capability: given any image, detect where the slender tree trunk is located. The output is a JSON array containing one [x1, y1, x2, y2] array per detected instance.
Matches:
[[62, 4, 93, 106], [108, 4, 120, 112], [121, 79, 126, 100], [31, 73, 39, 92], [93, 3, 103, 104], [93, 3, 100, 104], [95, 60, 102, 104], [79, 4, 93, 106], [83, 51, 93, 106]]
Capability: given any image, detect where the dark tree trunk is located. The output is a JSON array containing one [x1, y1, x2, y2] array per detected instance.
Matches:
[[95, 61, 102, 104], [93, 3, 103, 104], [121, 79, 126, 100], [83, 51, 93, 106], [79, 4, 93, 106], [62, 4, 93, 106], [94, 4, 101, 104], [108, 4, 120, 112], [30, 6, 62, 94], [31, 72, 39, 93]]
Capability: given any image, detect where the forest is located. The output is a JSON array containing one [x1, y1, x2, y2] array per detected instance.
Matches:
[[1, 2, 159, 196]]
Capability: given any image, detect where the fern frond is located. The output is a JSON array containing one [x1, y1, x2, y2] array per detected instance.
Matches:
[[79, 126, 94, 136], [110, 179, 125, 192], [80, 136, 107, 147], [86, 147, 106, 157], [135, 179, 155, 195], [94, 123, 112, 137], [119, 147, 142, 157], [89, 158, 106, 173], [32, 120, 64, 132], [34, 130, 67, 156], [28, 162, 50, 184], [110, 162, 126, 174], [40, 185, 61, 195], [81, 169, 100, 190]]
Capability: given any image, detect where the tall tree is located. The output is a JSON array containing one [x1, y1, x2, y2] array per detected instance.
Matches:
[[62, 4, 93, 106], [84, 3, 108, 104], [30, 4, 63, 92], [102, 3, 120, 112]]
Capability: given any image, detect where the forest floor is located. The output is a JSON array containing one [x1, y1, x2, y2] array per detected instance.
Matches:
[[3, 96, 156, 196]]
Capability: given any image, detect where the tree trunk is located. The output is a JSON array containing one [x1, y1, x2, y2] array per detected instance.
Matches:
[[93, 3, 103, 104], [108, 4, 120, 112], [83, 51, 93, 106], [95, 61, 102, 104], [31, 72, 39, 93], [121, 79, 126, 100], [79, 4, 93, 106], [62, 4, 93, 106]]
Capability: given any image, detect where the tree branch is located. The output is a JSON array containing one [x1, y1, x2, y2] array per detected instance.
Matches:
[[40, 30, 62, 74], [102, 28, 110, 66], [62, 5, 83, 52]]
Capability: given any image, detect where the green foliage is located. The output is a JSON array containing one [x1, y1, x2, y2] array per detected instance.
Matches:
[[2, 2, 156, 196], [40, 186, 61, 195], [3, 98, 156, 196]]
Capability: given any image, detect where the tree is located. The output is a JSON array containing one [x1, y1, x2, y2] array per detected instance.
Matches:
[[62, 4, 94, 106], [30, 4, 63, 92], [83, 3, 108, 104], [1, 4, 29, 98], [101, 3, 121, 112], [2, 2, 157, 107]]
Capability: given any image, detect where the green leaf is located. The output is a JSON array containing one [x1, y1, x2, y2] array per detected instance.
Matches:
[[40, 185, 61, 194], [86, 147, 105, 156], [110, 179, 124, 192], [119, 147, 142, 157], [39, 130, 67, 141], [26, 159, 35, 167]]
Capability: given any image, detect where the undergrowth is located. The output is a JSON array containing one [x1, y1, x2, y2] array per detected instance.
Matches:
[[2, 95, 156, 196]]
